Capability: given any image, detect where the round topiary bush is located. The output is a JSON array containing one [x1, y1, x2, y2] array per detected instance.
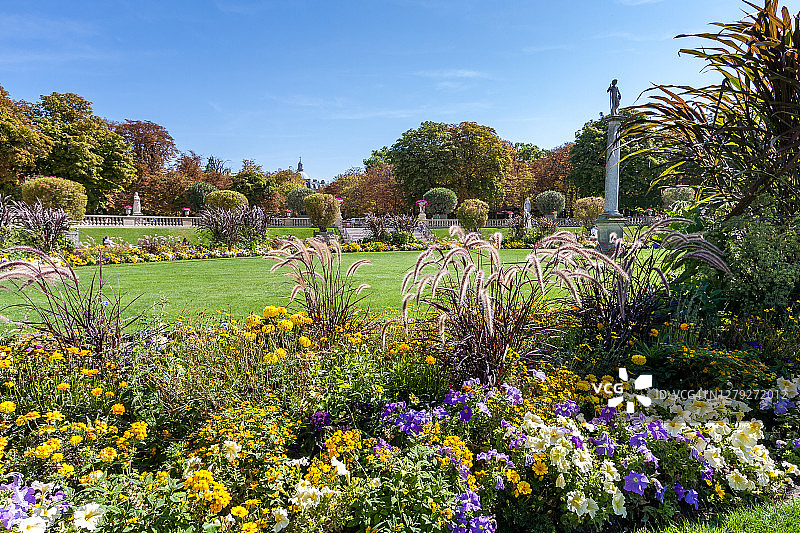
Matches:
[[286, 187, 316, 216], [423, 187, 458, 216], [21, 176, 87, 221], [573, 196, 605, 228], [204, 190, 248, 211], [661, 186, 694, 211], [455, 198, 489, 232], [186, 182, 218, 213], [303, 193, 339, 232], [535, 190, 565, 217]]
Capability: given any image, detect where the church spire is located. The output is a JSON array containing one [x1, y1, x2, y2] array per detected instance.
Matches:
[[297, 157, 303, 172]]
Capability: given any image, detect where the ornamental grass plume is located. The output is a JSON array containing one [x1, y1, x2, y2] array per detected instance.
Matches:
[[396, 226, 621, 386], [266, 237, 372, 340]]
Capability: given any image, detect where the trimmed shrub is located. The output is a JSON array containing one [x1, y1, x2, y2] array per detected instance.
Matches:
[[21, 176, 87, 221], [286, 187, 315, 215], [535, 190, 565, 216], [304, 193, 339, 232], [455, 198, 489, 232], [573, 196, 604, 228], [422, 187, 458, 215], [204, 190, 248, 211], [186, 182, 218, 213], [661, 186, 695, 211]]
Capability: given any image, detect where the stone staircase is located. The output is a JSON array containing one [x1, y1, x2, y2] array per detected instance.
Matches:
[[341, 227, 371, 243]]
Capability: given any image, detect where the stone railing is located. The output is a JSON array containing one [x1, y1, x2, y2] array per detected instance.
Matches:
[[78, 215, 199, 227]]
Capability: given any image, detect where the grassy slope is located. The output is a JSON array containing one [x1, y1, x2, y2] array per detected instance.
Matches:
[[636, 499, 800, 533], [0, 250, 533, 322]]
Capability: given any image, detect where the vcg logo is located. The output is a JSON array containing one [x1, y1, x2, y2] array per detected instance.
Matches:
[[591, 368, 652, 413]]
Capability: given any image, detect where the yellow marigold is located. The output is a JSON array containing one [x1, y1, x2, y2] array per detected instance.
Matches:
[[263, 306, 280, 319], [649, 328, 659, 337], [104, 391, 115, 398], [532, 461, 548, 476], [111, 404, 125, 416], [425, 355, 437, 365], [680, 323, 690, 330], [119, 381, 128, 388], [48, 352, 64, 362], [230, 506, 248, 518], [277, 319, 294, 332], [98, 446, 118, 462], [632, 354, 647, 366], [244, 314, 262, 329], [0, 359, 11, 369], [0, 400, 15, 414], [45, 411, 64, 424], [34, 443, 55, 459], [69, 435, 83, 446], [276, 348, 287, 358], [56, 383, 70, 391], [516, 481, 532, 495], [51, 452, 64, 462], [299, 336, 312, 348], [58, 463, 75, 476], [90, 388, 103, 397], [241, 523, 257, 533]]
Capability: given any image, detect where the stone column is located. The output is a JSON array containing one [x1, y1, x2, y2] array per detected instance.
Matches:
[[596, 115, 627, 253]]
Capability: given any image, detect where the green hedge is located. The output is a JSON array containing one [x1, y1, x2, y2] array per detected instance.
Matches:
[[21, 176, 87, 221]]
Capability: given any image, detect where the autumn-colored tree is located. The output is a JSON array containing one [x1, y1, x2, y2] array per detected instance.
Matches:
[[174, 151, 204, 181], [111, 120, 177, 176], [27, 92, 136, 212], [0, 85, 51, 191], [109, 170, 191, 215], [501, 144, 573, 212], [364, 164, 406, 215], [203, 155, 232, 189]]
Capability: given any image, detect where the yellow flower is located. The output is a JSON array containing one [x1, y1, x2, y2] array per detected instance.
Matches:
[[230, 506, 248, 518], [0, 400, 15, 414], [241, 523, 257, 533], [263, 306, 279, 319], [48, 352, 64, 362], [56, 383, 70, 391], [45, 411, 64, 424], [632, 354, 647, 366], [532, 461, 548, 476], [517, 481, 532, 495], [111, 404, 125, 416], [425, 355, 436, 365], [680, 323, 690, 330], [277, 319, 294, 332], [649, 328, 659, 337], [51, 452, 64, 462], [90, 388, 103, 397], [58, 463, 75, 476], [69, 435, 83, 446], [276, 348, 287, 358], [119, 381, 128, 388], [104, 391, 115, 398], [299, 336, 312, 348], [98, 447, 118, 462]]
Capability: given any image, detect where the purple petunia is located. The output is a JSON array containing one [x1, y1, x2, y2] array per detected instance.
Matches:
[[460, 406, 474, 422], [793, 438, 800, 449], [310, 411, 330, 431], [647, 420, 669, 440], [501, 384, 524, 406], [469, 516, 497, 533], [653, 480, 666, 504], [382, 401, 406, 419], [554, 399, 580, 418], [760, 391, 774, 410], [623, 470, 649, 495], [629, 432, 648, 448], [593, 432, 617, 457], [445, 390, 471, 405], [775, 396, 793, 415]]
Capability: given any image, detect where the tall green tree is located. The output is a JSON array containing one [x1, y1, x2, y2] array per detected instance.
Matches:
[[363, 146, 391, 170], [27, 92, 135, 212], [567, 111, 663, 211], [388, 121, 510, 205], [0, 85, 51, 192]]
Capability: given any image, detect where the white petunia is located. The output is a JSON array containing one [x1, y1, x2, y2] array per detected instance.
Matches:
[[566, 490, 588, 516], [556, 473, 566, 489], [73, 503, 105, 531], [611, 489, 627, 517], [222, 440, 242, 463], [726, 470, 753, 492], [16, 516, 47, 533], [272, 507, 289, 532], [331, 456, 350, 477]]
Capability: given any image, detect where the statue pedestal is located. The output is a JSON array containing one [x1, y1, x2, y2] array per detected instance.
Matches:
[[595, 213, 627, 254]]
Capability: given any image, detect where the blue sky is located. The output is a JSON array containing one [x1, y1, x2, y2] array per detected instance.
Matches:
[[2, 0, 798, 181]]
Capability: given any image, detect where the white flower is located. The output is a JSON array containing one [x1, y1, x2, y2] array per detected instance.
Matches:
[[286, 457, 309, 467], [331, 456, 350, 477], [289, 480, 322, 509], [272, 507, 289, 532], [17, 516, 47, 533], [566, 490, 589, 516], [572, 449, 593, 472], [727, 470, 754, 492], [585, 496, 599, 519], [783, 461, 800, 476], [556, 473, 566, 489], [222, 440, 242, 463], [369, 477, 382, 489], [777, 378, 799, 398], [600, 460, 619, 481], [611, 489, 627, 517], [30, 481, 54, 496], [74, 503, 105, 531], [703, 445, 726, 469], [183, 456, 203, 479]]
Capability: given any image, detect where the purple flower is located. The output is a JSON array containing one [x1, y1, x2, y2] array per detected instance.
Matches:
[[648, 420, 669, 440], [683, 489, 699, 510], [701, 468, 713, 482], [653, 480, 666, 504], [460, 406, 474, 422], [432, 406, 449, 419], [674, 482, 685, 500], [593, 432, 617, 457], [775, 396, 793, 415], [310, 411, 330, 430], [744, 340, 763, 349], [495, 477, 505, 490], [599, 405, 617, 424], [532, 369, 546, 381], [476, 402, 492, 416], [793, 438, 800, 449], [501, 384, 523, 406], [525, 454, 535, 467], [469, 516, 496, 533], [445, 390, 470, 405], [623, 470, 649, 495], [571, 435, 585, 450], [457, 490, 481, 512], [629, 432, 648, 448], [760, 391, 774, 410], [382, 401, 406, 419], [554, 399, 580, 418]]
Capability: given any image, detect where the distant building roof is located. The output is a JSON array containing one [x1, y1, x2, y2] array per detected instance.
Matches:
[[297, 157, 309, 181]]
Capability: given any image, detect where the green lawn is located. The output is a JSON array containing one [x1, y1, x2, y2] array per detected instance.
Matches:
[[636, 499, 800, 533], [0, 249, 534, 323]]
